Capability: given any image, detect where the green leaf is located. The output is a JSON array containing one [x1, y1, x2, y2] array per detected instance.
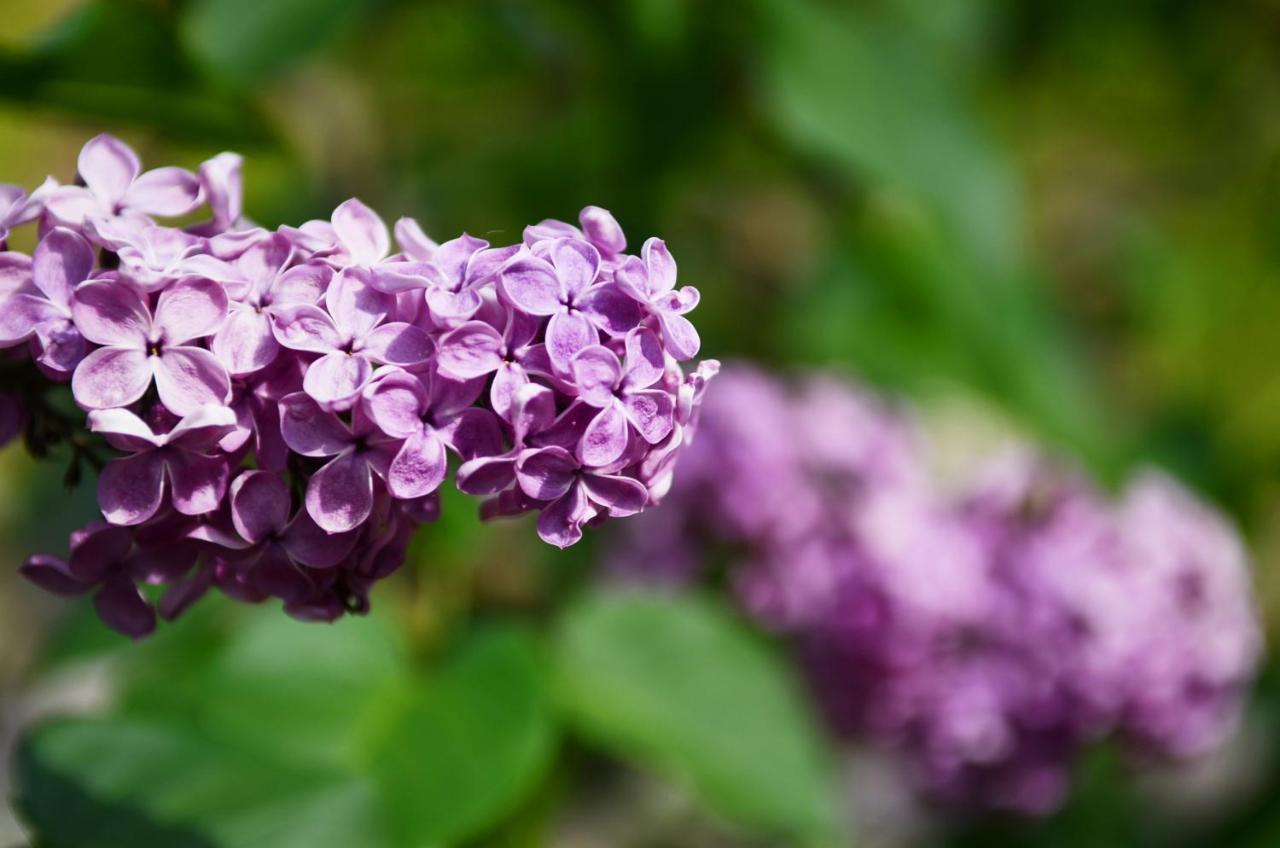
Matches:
[[181, 0, 378, 85], [0, 0, 272, 145], [15, 615, 556, 847], [370, 626, 557, 847], [554, 590, 841, 842], [15, 718, 385, 848]]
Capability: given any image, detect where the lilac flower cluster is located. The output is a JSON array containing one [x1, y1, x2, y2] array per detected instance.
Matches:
[[1, 134, 717, 638], [610, 365, 1261, 815]]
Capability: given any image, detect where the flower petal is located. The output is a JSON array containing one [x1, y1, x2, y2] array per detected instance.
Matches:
[[623, 327, 666, 388], [550, 237, 600, 298], [271, 303, 343, 353], [0, 293, 60, 346], [440, 407, 504, 460], [570, 345, 622, 407], [642, 237, 677, 296], [270, 262, 331, 305], [68, 522, 134, 581], [78, 134, 140, 205], [623, 389, 675, 444], [457, 453, 517, 495], [363, 322, 433, 368], [434, 233, 488, 287], [154, 277, 229, 345], [576, 284, 645, 336], [154, 347, 232, 416], [436, 320, 503, 379], [280, 392, 351, 456], [199, 152, 243, 228], [545, 308, 597, 374], [21, 555, 93, 597], [72, 346, 152, 410], [394, 216, 438, 260], [581, 472, 649, 516], [95, 576, 157, 639], [500, 257, 562, 316], [166, 452, 229, 516], [71, 279, 150, 347], [230, 470, 291, 544], [579, 206, 626, 255], [306, 452, 374, 533], [388, 429, 447, 499], [34, 319, 87, 374], [163, 404, 238, 450], [87, 407, 160, 452], [516, 446, 577, 501], [658, 311, 701, 360], [363, 371, 428, 438], [425, 287, 484, 320], [579, 402, 630, 467], [33, 227, 93, 307], [325, 267, 392, 339], [212, 308, 278, 375], [332, 198, 389, 265], [536, 485, 591, 549], [98, 452, 166, 525], [124, 166, 202, 217], [281, 510, 358, 568], [303, 351, 373, 409]]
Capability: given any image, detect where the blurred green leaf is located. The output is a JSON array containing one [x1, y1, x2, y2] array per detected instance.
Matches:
[[554, 590, 841, 842], [16, 614, 556, 847], [16, 718, 385, 848], [370, 626, 556, 846], [0, 0, 272, 145], [181, 0, 377, 86]]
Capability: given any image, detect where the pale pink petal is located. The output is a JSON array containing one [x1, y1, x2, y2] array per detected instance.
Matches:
[[642, 237, 677, 296], [72, 346, 152, 409], [570, 345, 622, 408], [163, 404, 238, 450], [623, 390, 675, 444], [306, 452, 374, 533], [658, 311, 701, 360], [516, 446, 577, 501], [388, 429, 447, 499], [271, 303, 343, 353], [154, 278, 229, 345], [550, 238, 600, 298], [270, 263, 331, 305], [581, 472, 649, 516], [325, 268, 392, 339], [623, 327, 665, 389], [546, 309, 598, 374], [394, 216, 438, 260], [655, 285, 700, 315], [124, 167, 202, 217], [500, 257, 562, 315], [436, 321, 503, 379], [576, 284, 644, 336], [363, 371, 428, 438], [303, 351, 372, 408], [199, 152, 243, 228], [425, 287, 484, 320], [537, 484, 591, 549], [579, 402, 630, 467], [579, 206, 626, 255], [212, 308, 278, 375], [41, 187, 102, 228], [153, 347, 231, 416], [279, 392, 351, 456], [71, 280, 151, 347], [32, 227, 93, 307], [363, 322, 433, 367], [0, 293, 60, 346], [98, 452, 166, 525], [87, 407, 160, 452], [78, 134, 140, 205], [332, 198, 389, 265]]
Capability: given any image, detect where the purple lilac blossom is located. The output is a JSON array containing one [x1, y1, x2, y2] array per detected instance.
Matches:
[[609, 365, 1262, 816], [0, 133, 717, 637]]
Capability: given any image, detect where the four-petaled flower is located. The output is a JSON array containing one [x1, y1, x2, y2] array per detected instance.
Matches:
[[615, 237, 701, 360], [0, 227, 93, 374], [44, 134, 202, 227], [570, 328, 675, 467]]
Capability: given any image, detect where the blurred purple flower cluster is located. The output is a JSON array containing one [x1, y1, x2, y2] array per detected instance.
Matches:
[[1, 134, 717, 638], [610, 365, 1261, 815]]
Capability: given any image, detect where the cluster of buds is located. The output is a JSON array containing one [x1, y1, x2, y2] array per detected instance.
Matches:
[[0, 134, 717, 637], [610, 365, 1261, 815]]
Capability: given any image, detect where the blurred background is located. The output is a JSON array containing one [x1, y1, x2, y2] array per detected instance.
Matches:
[[3, 0, 1280, 845]]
